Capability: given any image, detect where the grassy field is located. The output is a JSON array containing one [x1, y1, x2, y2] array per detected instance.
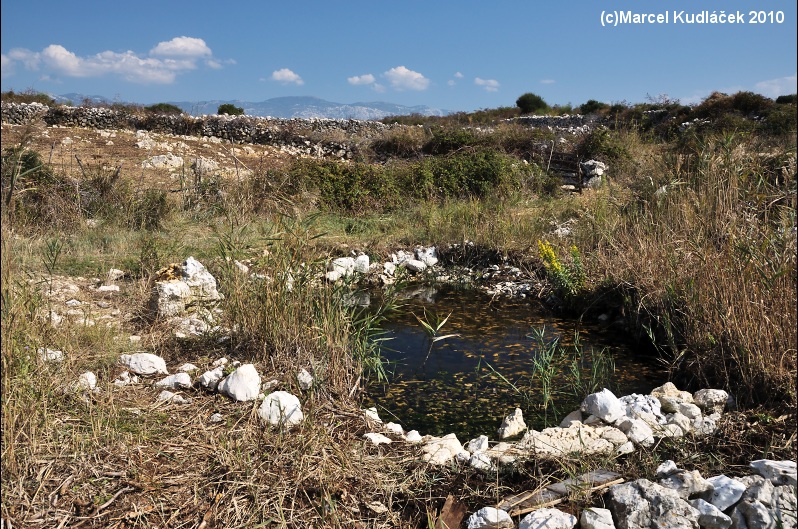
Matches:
[[1, 91, 796, 527]]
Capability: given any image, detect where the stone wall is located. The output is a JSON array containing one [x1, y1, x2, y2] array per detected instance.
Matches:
[[1, 102, 406, 159]]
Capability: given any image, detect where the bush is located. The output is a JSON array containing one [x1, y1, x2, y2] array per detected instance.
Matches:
[[410, 149, 521, 200], [422, 126, 479, 155], [1, 90, 57, 106], [145, 103, 183, 115], [579, 100, 609, 115], [576, 127, 630, 165], [296, 160, 399, 214], [516, 93, 548, 114], [218, 104, 244, 116], [775, 94, 797, 105]]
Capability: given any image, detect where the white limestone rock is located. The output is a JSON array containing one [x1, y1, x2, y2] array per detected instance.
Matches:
[[402, 259, 428, 273], [363, 407, 382, 423], [296, 368, 314, 390], [704, 475, 747, 511], [689, 499, 732, 529], [466, 506, 514, 529], [519, 507, 577, 529], [519, 423, 627, 457], [75, 371, 97, 392], [363, 432, 392, 445], [421, 433, 464, 465], [466, 435, 490, 454], [353, 254, 370, 273], [656, 460, 679, 479], [415, 246, 439, 267], [120, 352, 168, 375], [384, 422, 404, 436], [404, 430, 423, 443], [559, 410, 583, 428], [177, 363, 199, 373], [198, 366, 225, 391], [580, 507, 616, 529], [38, 347, 64, 363], [330, 257, 355, 277], [498, 408, 527, 439], [112, 370, 139, 386], [615, 417, 655, 447], [469, 452, 495, 473], [157, 390, 190, 404], [750, 459, 797, 487], [581, 389, 625, 424], [693, 389, 729, 415], [154, 372, 192, 390], [259, 391, 304, 427], [608, 479, 701, 529], [218, 364, 261, 402], [659, 469, 714, 500], [651, 382, 694, 403]]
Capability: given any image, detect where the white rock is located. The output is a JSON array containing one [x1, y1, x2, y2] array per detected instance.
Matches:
[[402, 259, 428, 273], [519, 507, 577, 529], [693, 389, 729, 415], [750, 459, 797, 487], [651, 382, 694, 403], [119, 352, 168, 375], [209, 413, 224, 423], [656, 460, 679, 478], [580, 507, 616, 529], [404, 430, 423, 443], [354, 254, 370, 273], [218, 364, 261, 402], [363, 407, 382, 423], [107, 268, 125, 282], [581, 389, 625, 424], [38, 347, 64, 363], [112, 370, 139, 386], [466, 435, 490, 454], [667, 412, 693, 435], [325, 270, 342, 282], [615, 441, 635, 455], [520, 423, 623, 456], [198, 366, 225, 391], [422, 433, 463, 465], [363, 432, 392, 445], [76, 372, 97, 391], [383, 262, 396, 276], [154, 372, 193, 390], [211, 357, 228, 368], [466, 506, 514, 529], [259, 391, 304, 427], [177, 363, 199, 373], [65, 299, 82, 306], [296, 368, 314, 390], [559, 410, 583, 428], [181, 257, 221, 302], [616, 417, 655, 447], [498, 408, 527, 439], [149, 280, 192, 317], [704, 475, 746, 511], [157, 390, 190, 404], [330, 257, 355, 277], [415, 246, 439, 267], [689, 499, 732, 529], [659, 470, 713, 500], [385, 422, 404, 436], [98, 285, 119, 292], [620, 394, 666, 425], [469, 453, 495, 473]]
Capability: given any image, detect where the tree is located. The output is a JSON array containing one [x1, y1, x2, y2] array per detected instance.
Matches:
[[217, 103, 244, 116], [516, 93, 548, 114]]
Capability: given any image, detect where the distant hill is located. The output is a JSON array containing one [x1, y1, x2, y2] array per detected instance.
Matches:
[[167, 96, 450, 120], [49, 93, 450, 120]]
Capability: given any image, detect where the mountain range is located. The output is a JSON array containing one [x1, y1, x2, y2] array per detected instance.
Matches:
[[51, 93, 450, 120]]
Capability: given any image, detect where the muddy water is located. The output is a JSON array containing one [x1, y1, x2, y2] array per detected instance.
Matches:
[[362, 286, 662, 440]]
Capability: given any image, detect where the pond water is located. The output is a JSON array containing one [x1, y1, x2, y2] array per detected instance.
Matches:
[[362, 285, 662, 441]]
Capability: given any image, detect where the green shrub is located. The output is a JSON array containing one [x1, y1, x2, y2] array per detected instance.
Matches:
[[1, 90, 57, 106], [516, 92, 549, 114], [775, 94, 797, 105], [410, 149, 521, 200], [297, 160, 399, 214], [218, 103, 244, 116], [576, 127, 630, 165], [579, 100, 609, 115], [144, 103, 183, 115], [762, 104, 797, 135], [422, 126, 479, 155], [129, 189, 171, 230]]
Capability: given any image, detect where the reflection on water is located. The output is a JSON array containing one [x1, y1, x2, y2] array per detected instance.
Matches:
[[362, 286, 661, 440]]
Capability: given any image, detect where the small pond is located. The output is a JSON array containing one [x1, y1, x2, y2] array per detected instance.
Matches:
[[362, 285, 662, 440]]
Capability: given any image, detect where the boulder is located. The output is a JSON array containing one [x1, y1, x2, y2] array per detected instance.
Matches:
[[608, 479, 700, 529], [154, 372, 193, 390], [750, 459, 797, 487], [580, 507, 616, 529], [659, 470, 714, 500], [651, 382, 694, 403], [498, 408, 527, 439], [689, 499, 732, 529], [218, 364, 261, 402], [519, 507, 577, 529], [422, 434, 464, 465], [693, 389, 729, 415], [466, 435, 490, 454], [120, 352, 168, 375], [704, 475, 747, 511], [466, 507, 514, 529], [581, 389, 626, 424], [520, 423, 625, 457], [198, 366, 225, 391], [259, 391, 304, 427]]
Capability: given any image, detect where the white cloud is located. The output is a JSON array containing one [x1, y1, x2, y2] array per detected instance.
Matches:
[[271, 68, 304, 85], [348, 73, 375, 86], [754, 74, 797, 98], [474, 77, 500, 92], [454, 72, 464, 78], [540, 79, 555, 85], [0, 37, 225, 84], [383, 66, 429, 91], [373, 83, 386, 93], [1, 54, 14, 77], [150, 36, 212, 58]]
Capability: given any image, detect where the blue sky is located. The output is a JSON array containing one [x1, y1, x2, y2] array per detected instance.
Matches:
[[2, 1, 796, 112]]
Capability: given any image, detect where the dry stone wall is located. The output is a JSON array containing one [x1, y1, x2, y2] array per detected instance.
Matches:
[[1, 102, 406, 159]]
